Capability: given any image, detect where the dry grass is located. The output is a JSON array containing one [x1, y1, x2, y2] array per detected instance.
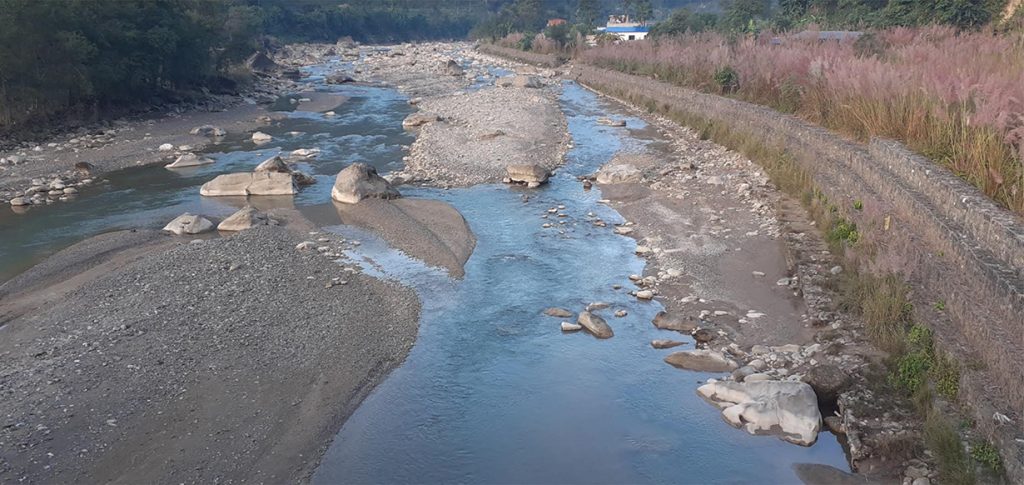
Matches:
[[580, 27, 1024, 214]]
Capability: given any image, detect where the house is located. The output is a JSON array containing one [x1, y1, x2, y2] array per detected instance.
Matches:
[[547, 18, 567, 28], [599, 15, 649, 41]]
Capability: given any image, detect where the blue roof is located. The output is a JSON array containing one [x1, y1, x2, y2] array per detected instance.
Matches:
[[606, 26, 649, 33]]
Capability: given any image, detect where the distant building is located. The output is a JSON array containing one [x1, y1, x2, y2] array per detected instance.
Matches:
[[547, 18, 567, 28], [598, 15, 649, 41]]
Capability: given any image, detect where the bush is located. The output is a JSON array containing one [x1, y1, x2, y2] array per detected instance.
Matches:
[[713, 66, 740, 93]]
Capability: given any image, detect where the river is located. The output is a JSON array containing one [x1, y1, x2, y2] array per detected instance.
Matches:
[[0, 56, 851, 483]]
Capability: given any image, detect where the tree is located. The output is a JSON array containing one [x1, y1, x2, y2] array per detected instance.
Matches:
[[934, 0, 992, 29], [721, 0, 770, 31], [576, 0, 600, 29], [514, 0, 543, 30], [633, 0, 654, 23], [649, 8, 718, 36]]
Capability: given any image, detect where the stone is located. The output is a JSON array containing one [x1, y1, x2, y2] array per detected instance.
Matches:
[[823, 415, 844, 434], [217, 207, 272, 232], [63, 187, 78, 195], [597, 117, 626, 127], [165, 153, 214, 169], [443, 59, 464, 76], [290, 148, 320, 159], [200, 172, 296, 197], [560, 322, 583, 332], [402, 112, 439, 128], [652, 340, 685, 349], [697, 380, 822, 446], [652, 311, 698, 333], [251, 132, 273, 143], [510, 75, 542, 89], [577, 311, 613, 339], [544, 307, 574, 318], [10, 197, 30, 206], [74, 161, 95, 175], [596, 164, 643, 184], [163, 213, 214, 235], [801, 364, 851, 406], [614, 310, 627, 318], [326, 71, 355, 84], [636, 290, 654, 300], [732, 366, 757, 382], [693, 328, 715, 344], [330, 163, 400, 204], [664, 350, 739, 372], [158, 143, 174, 151], [254, 155, 290, 173], [190, 125, 226, 137], [505, 164, 550, 187]]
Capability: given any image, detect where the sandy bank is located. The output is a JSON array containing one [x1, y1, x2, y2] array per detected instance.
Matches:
[[0, 225, 420, 483]]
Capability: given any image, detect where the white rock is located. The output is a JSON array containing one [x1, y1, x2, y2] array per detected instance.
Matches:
[[251, 131, 273, 143], [697, 380, 821, 446], [166, 153, 214, 169], [158, 143, 174, 151], [163, 213, 214, 235], [636, 290, 654, 300], [200, 172, 296, 197], [560, 322, 583, 332]]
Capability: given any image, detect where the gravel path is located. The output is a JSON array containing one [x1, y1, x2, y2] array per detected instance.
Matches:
[[0, 226, 420, 483]]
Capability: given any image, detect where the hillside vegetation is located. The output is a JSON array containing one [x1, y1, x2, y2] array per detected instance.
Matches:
[[0, 0, 484, 137]]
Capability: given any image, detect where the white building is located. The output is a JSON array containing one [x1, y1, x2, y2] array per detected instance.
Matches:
[[599, 15, 650, 41]]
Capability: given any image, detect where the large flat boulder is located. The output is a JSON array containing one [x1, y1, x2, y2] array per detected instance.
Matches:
[[200, 172, 296, 197], [698, 380, 822, 446], [596, 164, 643, 184], [331, 163, 400, 204], [504, 164, 550, 188], [217, 207, 273, 232], [664, 350, 738, 372], [577, 311, 613, 339]]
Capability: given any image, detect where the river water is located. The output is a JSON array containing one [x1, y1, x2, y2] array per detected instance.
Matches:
[[0, 59, 851, 483]]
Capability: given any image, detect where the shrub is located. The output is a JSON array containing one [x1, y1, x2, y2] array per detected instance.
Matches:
[[970, 440, 1002, 470], [838, 273, 912, 352], [713, 66, 740, 93]]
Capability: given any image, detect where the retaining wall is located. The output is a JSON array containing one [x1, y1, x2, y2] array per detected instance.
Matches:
[[567, 64, 1024, 478], [475, 44, 564, 68]]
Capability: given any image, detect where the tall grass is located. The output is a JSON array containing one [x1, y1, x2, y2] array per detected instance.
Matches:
[[579, 27, 1024, 213]]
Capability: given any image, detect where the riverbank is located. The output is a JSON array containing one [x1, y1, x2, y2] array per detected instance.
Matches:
[[0, 224, 420, 482]]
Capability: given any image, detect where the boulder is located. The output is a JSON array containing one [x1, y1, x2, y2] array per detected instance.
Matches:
[[664, 350, 738, 372], [158, 143, 174, 152], [10, 197, 30, 206], [544, 307, 574, 318], [652, 340, 686, 349], [443, 59, 464, 76], [402, 112, 439, 129], [577, 311, 613, 339], [200, 172, 296, 197], [636, 290, 654, 300], [504, 164, 550, 188], [326, 71, 355, 84], [251, 132, 273, 143], [245, 51, 279, 73], [596, 164, 643, 184], [190, 125, 226, 137], [217, 207, 272, 232], [697, 380, 822, 446], [165, 153, 214, 169], [560, 322, 583, 332], [254, 155, 290, 173], [290, 148, 320, 159], [510, 75, 542, 88], [163, 213, 214, 235], [652, 311, 698, 333], [801, 364, 851, 406], [330, 163, 400, 204]]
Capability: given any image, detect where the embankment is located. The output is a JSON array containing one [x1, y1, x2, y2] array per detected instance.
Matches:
[[567, 64, 1023, 479]]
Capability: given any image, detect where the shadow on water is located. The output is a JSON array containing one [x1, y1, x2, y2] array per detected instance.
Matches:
[[0, 73, 413, 282], [311, 82, 851, 484]]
